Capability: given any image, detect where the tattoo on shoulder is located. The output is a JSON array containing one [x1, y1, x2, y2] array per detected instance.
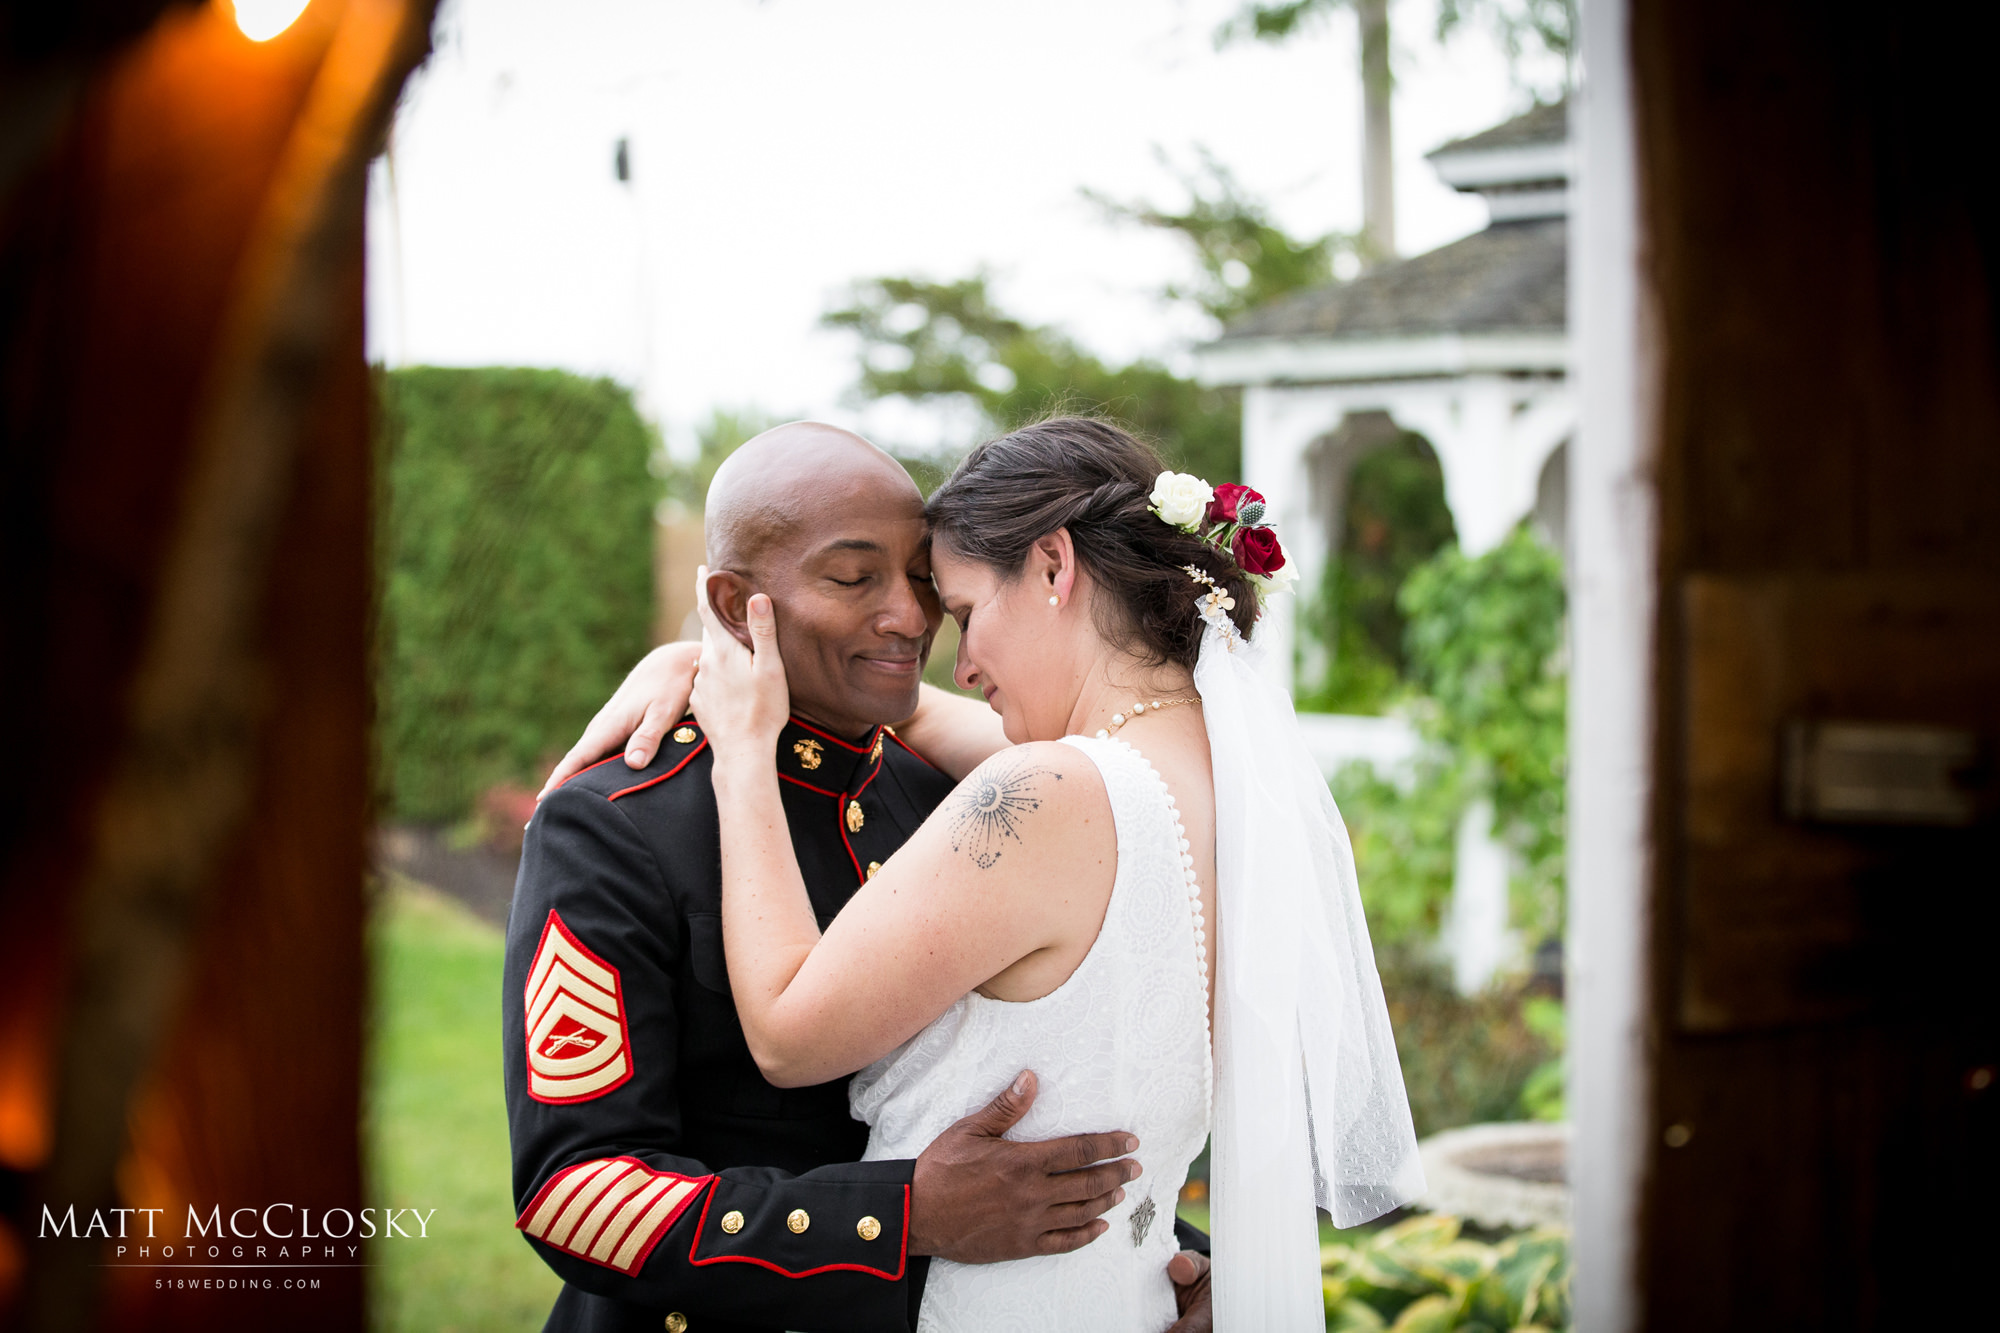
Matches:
[[946, 757, 1063, 870]]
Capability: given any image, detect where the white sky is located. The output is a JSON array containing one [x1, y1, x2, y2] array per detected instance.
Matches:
[[366, 0, 1557, 456]]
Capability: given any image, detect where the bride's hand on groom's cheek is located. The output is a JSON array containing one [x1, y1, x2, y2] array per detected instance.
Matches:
[[688, 571, 790, 759]]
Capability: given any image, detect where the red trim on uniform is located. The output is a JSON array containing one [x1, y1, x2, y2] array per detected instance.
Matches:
[[836, 803, 866, 884], [557, 752, 630, 790], [607, 741, 708, 801], [788, 716, 876, 754], [778, 772, 841, 799], [524, 911, 636, 1105], [887, 730, 942, 770], [835, 753, 886, 884], [517, 1156, 712, 1276], [685, 1180, 908, 1281]]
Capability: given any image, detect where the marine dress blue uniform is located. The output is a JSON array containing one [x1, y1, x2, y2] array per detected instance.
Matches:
[[503, 716, 954, 1333]]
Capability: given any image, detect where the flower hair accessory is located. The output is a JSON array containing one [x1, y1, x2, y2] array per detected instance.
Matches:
[[1183, 565, 1243, 648], [1148, 471, 1300, 633]]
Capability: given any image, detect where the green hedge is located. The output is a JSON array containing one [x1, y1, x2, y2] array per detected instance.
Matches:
[[376, 367, 658, 823]]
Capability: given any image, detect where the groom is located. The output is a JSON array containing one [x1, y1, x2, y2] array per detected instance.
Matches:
[[507, 423, 1211, 1333]]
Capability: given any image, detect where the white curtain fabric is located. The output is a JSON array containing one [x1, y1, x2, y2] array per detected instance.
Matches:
[[1197, 619, 1425, 1328]]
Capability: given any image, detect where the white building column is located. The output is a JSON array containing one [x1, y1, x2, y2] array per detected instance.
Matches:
[[1571, 0, 1656, 1324], [1444, 799, 1518, 992], [1240, 385, 1348, 694]]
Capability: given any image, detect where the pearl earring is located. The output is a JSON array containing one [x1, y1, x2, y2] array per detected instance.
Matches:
[[1048, 595, 1059, 607]]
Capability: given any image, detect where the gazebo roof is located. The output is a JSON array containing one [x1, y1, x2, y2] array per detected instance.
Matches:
[[1427, 99, 1567, 158], [1216, 216, 1566, 345]]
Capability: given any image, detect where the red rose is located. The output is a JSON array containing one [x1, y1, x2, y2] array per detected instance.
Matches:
[[1206, 482, 1265, 525], [1232, 525, 1285, 576]]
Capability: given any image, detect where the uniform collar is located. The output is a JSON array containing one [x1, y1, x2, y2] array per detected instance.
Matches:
[[776, 715, 887, 796]]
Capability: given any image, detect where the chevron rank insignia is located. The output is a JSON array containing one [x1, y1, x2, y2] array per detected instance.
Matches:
[[517, 1156, 711, 1276], [525, 911, 633, 1104]]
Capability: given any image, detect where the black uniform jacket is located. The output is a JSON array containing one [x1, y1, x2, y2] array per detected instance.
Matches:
[[504, 715, 956, 1333]]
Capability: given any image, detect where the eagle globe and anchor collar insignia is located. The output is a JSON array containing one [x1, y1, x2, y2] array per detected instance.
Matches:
[[524, 910, 634, 1104]]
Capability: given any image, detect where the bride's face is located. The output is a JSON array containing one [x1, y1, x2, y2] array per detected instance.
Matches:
[[932, 542, 1081, 744]]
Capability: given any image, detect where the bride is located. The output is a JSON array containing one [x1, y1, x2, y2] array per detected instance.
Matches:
[[566, 416, 1420, 1329]]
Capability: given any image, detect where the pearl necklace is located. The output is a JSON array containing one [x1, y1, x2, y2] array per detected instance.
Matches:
[[1094, 696, 1201, 739]]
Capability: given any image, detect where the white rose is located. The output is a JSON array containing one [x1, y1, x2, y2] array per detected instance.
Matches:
[[1250, 546, 1301, 597], [1149, 470, 1214, 528]]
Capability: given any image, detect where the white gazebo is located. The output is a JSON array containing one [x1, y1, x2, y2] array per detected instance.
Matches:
[[1196, 102, 1572, 991], [1195, 100, 1573, 694]]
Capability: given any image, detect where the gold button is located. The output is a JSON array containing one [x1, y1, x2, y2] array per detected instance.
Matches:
[[673, 726, 698, 744], [856, 1215, 882, 1241], [719, 1210, 744, 1234], [866, 861, 882, 880], [786, 1208, 810, 1234], [846, 800, 864, 833], [663, 1315, 687, 1333]]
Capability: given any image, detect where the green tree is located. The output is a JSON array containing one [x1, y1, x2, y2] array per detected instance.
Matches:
[[1220, 0, 1399, 260], [376, 367, 659, 822], [1219, 0, 1576, 258], [660, 405, 788, 511], [1085, 150, 1347, 325], [1331, 524, 1568, 948], [822, 274, 1241, 485], [1299, 433, 1458, 713], [1401, 526, 1568, 940], [1436, 0, 1575, 86]]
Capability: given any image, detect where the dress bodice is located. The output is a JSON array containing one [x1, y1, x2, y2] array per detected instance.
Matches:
[[851, 735, 1213, 1332]]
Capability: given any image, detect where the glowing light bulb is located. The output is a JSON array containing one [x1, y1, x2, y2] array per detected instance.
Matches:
[[233, 0, 311, 41]]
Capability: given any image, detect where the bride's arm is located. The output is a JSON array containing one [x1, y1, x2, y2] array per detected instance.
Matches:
[[892, 684, 1011, 781], [694, 592, 1110, 1088], [537, 650, 1008, 800]]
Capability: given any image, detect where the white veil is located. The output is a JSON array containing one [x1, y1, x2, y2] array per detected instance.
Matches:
[[1196, 618, 1425, 1327]]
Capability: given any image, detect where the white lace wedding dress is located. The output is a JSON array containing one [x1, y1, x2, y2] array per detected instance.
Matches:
[[851, 734, 1213, 1333]]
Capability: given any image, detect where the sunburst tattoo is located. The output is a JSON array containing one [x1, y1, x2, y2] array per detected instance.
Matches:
[[947, 759, 1062, 869]]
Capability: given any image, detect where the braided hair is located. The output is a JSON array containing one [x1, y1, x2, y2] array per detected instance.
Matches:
[[925, 417, 1258, 670]]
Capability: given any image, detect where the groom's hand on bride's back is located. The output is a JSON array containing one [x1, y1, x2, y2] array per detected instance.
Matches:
[[1165, 1250, 1213, 1332], [907, 1070, 1142, 1263]]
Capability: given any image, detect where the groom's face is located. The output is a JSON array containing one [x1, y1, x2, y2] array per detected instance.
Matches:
[[715, 471, 939, 739]]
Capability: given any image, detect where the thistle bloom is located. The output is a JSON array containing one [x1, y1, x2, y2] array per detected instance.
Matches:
[[1205, 482, 1267, 526]]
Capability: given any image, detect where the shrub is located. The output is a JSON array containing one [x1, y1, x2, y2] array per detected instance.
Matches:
[[1323, 1214, 1571, 1331], [376, 367, 659, 823], [1376, 952, 1560, 1137], [1328, 525, 1568, 953], [1399, 528, 1568, 942]]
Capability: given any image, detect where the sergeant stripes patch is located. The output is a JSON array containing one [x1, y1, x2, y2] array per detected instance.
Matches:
[[525, 910, 634, 1104], [517, 1157, 711, 1276]]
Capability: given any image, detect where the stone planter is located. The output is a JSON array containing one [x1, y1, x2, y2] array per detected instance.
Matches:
[[1417, 1120, 1570, 1230]]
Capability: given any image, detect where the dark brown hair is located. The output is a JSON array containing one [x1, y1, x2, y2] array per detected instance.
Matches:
[[925, 416, 1257, 670]]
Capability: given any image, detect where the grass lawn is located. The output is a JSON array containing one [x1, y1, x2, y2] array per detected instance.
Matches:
[[366, 879, 560, 1331]]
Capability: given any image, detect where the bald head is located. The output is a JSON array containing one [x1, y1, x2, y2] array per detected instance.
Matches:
[[706, 421, 920, 574], [700, 421, 938, 738]]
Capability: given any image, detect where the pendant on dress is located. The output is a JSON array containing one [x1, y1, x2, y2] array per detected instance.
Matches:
[[1129, 1194, 1157, 1247]]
